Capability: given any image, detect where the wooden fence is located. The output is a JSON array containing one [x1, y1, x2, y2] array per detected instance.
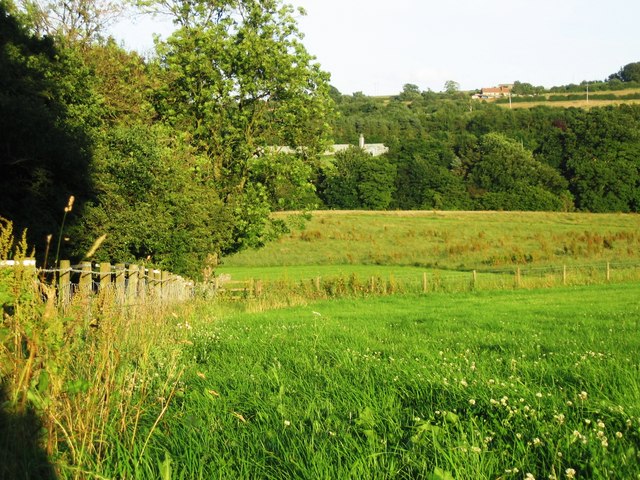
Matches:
[[0, 259, 195, 306]]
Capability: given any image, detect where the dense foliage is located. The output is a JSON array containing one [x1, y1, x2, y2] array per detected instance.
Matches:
[[0, 0, 331, 277], [322, 87, 640, 213]]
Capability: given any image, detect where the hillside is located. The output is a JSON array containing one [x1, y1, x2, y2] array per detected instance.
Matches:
[[219, 211, 640, 280]]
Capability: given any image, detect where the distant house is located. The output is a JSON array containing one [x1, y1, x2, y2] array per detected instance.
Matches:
[[473, 84, 513, 99], [329, 134, 389, 157], [265, 134, 389, 157]]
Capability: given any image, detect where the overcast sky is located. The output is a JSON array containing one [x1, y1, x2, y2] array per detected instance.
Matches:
[[110, 0, 640, 96]]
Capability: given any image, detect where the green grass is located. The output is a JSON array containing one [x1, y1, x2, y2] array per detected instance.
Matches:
[[222, 211, 640, 269], [219, 211, 640, 286], [113, 283, 640, 479]]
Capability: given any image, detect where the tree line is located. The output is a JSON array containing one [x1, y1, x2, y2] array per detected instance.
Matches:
[[319, 80, 640, 213]]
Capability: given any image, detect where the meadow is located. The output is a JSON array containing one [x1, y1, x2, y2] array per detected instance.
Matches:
[[2, 211, 639, 478], [219, 211, 640, 292], [130, 284, 640, 479]]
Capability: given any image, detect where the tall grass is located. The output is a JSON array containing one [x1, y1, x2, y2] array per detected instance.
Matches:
[[221, 211, 640, 273], [0, 219, 191, 478]]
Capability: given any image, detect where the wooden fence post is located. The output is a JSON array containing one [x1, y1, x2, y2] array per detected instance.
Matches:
[[115, 263, 126, 302], [128, 264, 139, 303], [58, 259, 71, 306], [141, 267, 149, 301], [515, 266, 521, 288], [422, 272, 428, 293], [606, 262, 610, 282], [255, 280, 263, 297], [152, 270, 162, 299], [315, 276, 321, 292], [472, 270, 477, 290], [161, 270, 170, 302], [79, 262, 92, 295], [563, 265, 567, 286], [99, 263, 111, 292]]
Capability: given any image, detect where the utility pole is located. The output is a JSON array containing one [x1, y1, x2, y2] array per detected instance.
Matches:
[[586, 82, 589, 104]]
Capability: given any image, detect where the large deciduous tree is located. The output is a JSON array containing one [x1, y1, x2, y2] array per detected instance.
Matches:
[[149, 0, 332, 253]]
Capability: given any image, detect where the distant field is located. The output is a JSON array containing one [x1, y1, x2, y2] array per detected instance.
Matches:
[[492, 88, 640, 109], [220, 211, 640, 283], [501, 98, 640, 109]]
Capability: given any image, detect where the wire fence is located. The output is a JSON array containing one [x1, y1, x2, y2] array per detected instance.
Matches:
[[3, 259, 639, 307], [244, 261, 640, 301]]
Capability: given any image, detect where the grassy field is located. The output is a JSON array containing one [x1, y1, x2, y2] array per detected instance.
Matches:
[[491, 88, 640, 109], [4, 212, 639, 478], [500, 98, 640, 110], [219, 211, 640, 284], [115, 283, 640, 479]]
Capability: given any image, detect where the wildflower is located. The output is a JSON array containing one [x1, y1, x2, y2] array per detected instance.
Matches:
[[566, 400, 573, 407], [525, 473, 535, 480], [565, 468, 576, 479], [460, 379, 468, 387], [533, 437, 542, 446], [616, 431, 623, 438], [471, 446, 482, 453], [536, 392, 543, 398], [554, 413, 565, 424], [597, 420, 605, 429], [578, 391, 588, 401], [284, 420, 291, 427], [500, 396, 509, 406], [469, 399, 476, 406]]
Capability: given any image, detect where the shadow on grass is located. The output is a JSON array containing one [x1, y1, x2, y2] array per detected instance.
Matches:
[[0, 384, 57, 479]]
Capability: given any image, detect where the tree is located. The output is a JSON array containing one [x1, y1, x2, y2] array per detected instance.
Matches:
[[468, 133, 569, 210], [150, 0, 332, 254], [15, 0, 125, 43], [320, 147, 395, 210], [444, 80, 459, 95], [397, 83, 421, 101], [609, 61, 640, 83], [0, 0, 97, 252]]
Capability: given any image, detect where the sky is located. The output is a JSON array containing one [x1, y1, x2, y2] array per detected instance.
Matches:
[[110, 0, 640, 96]]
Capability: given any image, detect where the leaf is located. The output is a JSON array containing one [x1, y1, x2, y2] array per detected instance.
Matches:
[[428, 467, 455, 480], [158, 450, 172, 480], [232, 411, 247, 423], [444, 411, 459, 424], [356, 406, 376, 429]]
